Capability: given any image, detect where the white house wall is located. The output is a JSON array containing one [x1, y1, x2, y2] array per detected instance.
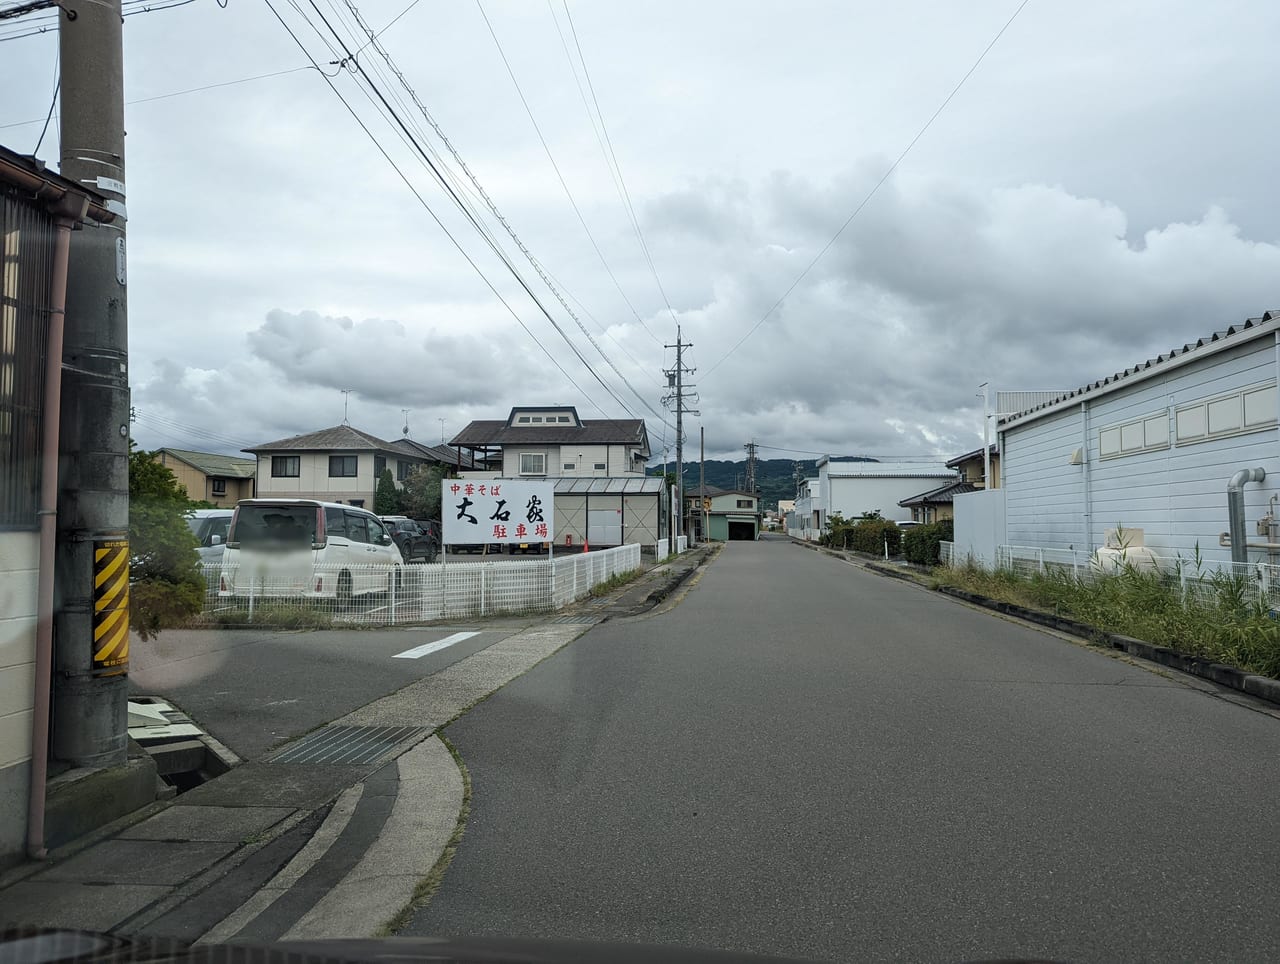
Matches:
[[256, 452, 379, 504], [0, 531, 38, 861], [826, 476, 942, 523], [502, 444, 641, 478], [1002, 335, 1280, 562]]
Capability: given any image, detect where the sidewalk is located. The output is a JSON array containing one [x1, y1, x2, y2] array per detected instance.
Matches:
[[0, 546, 715, 941]]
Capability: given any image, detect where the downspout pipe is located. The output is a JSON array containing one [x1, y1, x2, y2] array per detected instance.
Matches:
[[1228, 467, 1267, 565], [28, 194, 90, 859]]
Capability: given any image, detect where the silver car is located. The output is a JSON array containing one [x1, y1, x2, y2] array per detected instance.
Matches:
[[188, 508, 234, 565]]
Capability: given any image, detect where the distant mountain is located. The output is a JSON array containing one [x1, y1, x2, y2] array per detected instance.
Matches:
[[648, 457, 876, 511]]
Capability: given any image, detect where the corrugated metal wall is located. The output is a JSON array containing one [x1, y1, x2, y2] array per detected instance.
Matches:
[[0, 185, 54, 529]]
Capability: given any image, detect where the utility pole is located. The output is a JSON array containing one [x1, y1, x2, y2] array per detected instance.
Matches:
[[793, 461, 802, 498], [662, 326, 697, 540], [700, 426, 706, 543], [54, 0, 131, 766], [744, 440, 758, 494], [438, 418, 447, 444]]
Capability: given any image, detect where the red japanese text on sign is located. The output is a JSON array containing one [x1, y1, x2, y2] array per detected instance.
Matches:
[[493, 525, 507, 539]]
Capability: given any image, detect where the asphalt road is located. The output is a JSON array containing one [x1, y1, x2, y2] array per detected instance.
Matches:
[[407, 536, 1280, 963], [129, 624, 519, 759]]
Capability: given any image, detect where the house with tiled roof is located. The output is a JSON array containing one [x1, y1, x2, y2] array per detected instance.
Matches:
[[244, 424, 431, 509], [157, 448, 257, 507], [448, 406, 663, 549], [992, 308, 1280, 564], [450, 406, 651, 479]]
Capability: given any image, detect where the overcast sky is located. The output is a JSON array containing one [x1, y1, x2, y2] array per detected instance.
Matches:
[[3, 0, 1278, 462]]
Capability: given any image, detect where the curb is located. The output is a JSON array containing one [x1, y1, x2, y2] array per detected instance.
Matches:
[[643, 550, 710, 606], [916, 583, 1280, 709]]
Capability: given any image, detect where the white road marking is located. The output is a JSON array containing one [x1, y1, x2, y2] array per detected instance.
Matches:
[[393, 631, 480, 659]]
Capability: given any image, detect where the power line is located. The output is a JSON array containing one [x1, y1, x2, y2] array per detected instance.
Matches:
[[0, 66, 315, 130], [702, 0, 1034, 378], [474, 0, 664, 346], [297, 0, 667, 433], [556, 0, 682, 334], [335, 0, 672, 432], [1, 0, 205, 43], [262, 0, 628, 428]]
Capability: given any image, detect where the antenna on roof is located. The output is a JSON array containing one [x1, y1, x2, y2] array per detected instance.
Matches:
[[340, 389, 353, 426], [402, 409, 410, 437]]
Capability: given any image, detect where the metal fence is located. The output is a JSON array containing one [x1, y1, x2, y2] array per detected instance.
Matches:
[[963, 543, 1280, 612], [939, 541, 955, 567], [195, 543, 644, 626]]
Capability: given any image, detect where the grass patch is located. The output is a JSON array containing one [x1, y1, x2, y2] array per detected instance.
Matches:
[[588, 567, 645, 598], [933, 556, 1280, 679], [193, 603, 335, 631]]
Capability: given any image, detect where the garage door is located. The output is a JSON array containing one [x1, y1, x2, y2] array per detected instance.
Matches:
[[727, 519, 756, 541]]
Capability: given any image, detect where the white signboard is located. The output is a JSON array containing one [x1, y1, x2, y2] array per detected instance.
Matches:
[[441, 479, 554, 545]]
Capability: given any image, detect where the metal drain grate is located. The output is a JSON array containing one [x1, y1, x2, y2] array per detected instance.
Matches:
[[550, 615, 601, 624], [268, 724, 427, 766]]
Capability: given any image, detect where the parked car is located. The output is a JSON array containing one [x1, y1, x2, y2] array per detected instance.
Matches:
[[219, 500, 402, 601], [380, 515, 438, 563], [187, 508, 233, 565]]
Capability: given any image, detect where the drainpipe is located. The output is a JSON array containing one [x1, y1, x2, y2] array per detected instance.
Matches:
[[1227, 467, 1266, 565], [29, 194, 90, 859]]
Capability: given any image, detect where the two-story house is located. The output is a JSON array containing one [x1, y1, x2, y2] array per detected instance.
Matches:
[[686, 485, 761, 541], [156, 448, 257, 507], [450, 406, 665, 550], [245, 424, 431, 508]]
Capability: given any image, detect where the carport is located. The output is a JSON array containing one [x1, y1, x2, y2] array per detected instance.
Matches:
[[726, 515, 758, 541]]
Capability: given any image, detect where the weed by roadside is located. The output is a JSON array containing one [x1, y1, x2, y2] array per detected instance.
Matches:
[[190, 603, 335, 631], [589, 568, 645, 598], [932, 558, 1280, 679]]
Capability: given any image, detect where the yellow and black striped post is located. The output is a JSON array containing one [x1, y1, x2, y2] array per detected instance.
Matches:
[[92, 539, 129, 675]]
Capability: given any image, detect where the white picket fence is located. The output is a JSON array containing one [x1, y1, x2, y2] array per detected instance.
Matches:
[[943, 541, 1280, 612], [197, 543, 644, 625]]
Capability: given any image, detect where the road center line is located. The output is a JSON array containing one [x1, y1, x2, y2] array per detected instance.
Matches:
[[393, 631, 480, 660]]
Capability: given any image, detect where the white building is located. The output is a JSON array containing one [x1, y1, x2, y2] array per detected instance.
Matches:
[[992, 309, 1280, 565], [787, 459, 956, 540]]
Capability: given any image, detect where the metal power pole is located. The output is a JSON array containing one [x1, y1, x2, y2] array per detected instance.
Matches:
[[663, 326, 697, 540], [54, 0, 131, 766], [744, 440, 758, 493]]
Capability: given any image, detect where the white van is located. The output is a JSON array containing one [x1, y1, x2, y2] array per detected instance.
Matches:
[[218, 499, 402, 601]]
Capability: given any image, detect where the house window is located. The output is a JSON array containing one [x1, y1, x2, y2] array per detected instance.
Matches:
[[1098, 412, 1170, 460], [520, 453, 545, 475], [563, 462, 576, 471], [532, 416, 543, 423], [1176, 382, 1278, 446], [737, 499, 753, 509], [271, 455, 300, 477], [594, 462, 606, 471], [211, 479, 227, 497], [517, 416, 531, 423], [374, 455, 386, 477], [329, 455, 358, 477], [397, 460, 412, 481], [558, 416, 571, 423]]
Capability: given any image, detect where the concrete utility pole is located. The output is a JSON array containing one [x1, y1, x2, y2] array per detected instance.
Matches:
[[54, 0, 131, 766], [663, 326, 697, 540], [700, 426, 707, 543], [744, 440, 758, 493]]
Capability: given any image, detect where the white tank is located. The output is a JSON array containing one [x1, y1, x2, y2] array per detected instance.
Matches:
[[1093, 545, 1159, 574]]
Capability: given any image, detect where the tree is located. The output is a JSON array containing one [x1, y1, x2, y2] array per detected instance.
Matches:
[[374, 467, 401, 515], [129, 446, 203, 639], [400, 463, 444, 519]]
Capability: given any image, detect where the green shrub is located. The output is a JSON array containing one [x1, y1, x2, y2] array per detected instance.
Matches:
[[820, 512, 903, 555], [902, 519, 954, 565]]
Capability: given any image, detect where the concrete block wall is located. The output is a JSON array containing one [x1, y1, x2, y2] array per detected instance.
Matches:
[[0, 531, 39, 863]]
